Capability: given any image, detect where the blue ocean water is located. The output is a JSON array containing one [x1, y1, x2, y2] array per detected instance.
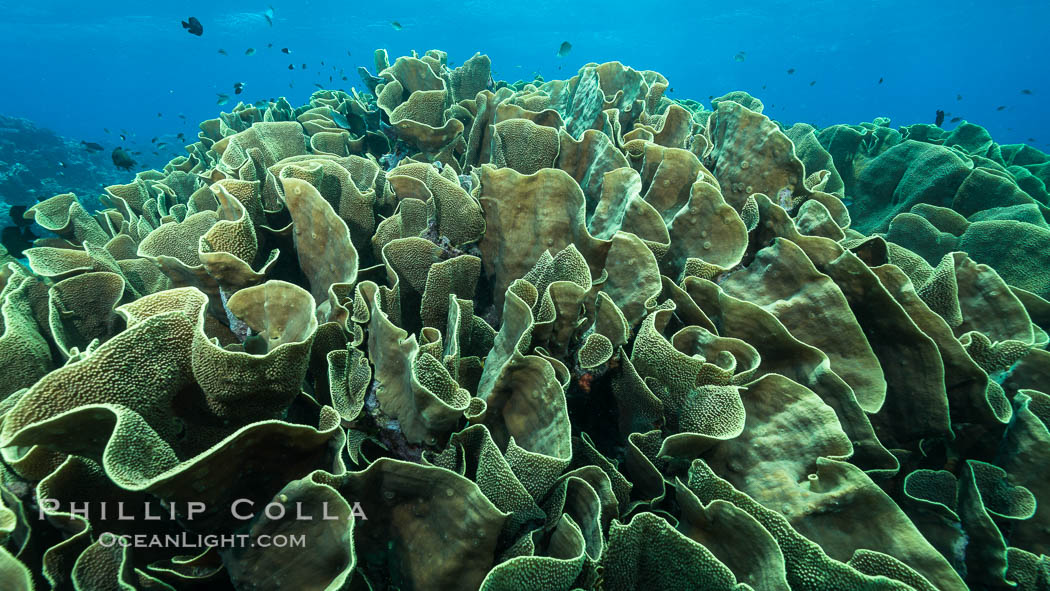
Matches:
[[0, 0, 1048, 177]]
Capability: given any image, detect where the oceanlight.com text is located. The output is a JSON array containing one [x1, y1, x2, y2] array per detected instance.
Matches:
[[98, 531, 307, 549]]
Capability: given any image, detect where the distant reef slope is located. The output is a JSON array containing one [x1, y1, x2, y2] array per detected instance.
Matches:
[[0, 115, 127, 208]]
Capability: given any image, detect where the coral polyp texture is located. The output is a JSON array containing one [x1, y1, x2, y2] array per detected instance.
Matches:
[[1, 48, 1049, 590]]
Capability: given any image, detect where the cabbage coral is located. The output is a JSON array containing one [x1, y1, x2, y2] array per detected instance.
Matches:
[[0, 48, 1048, 591]]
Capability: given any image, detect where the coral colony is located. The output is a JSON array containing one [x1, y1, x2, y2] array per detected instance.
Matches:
[[0, 49, 1048, 590]]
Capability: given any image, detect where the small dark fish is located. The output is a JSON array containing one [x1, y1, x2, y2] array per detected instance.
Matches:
[[950, 116, 961, 123], [786, 68, 795, 74], [288, 63, 294, 70], [267, 43, 272, 48], [217, 93, 230, 105], [314, 83, 324, 88], [150, 137, 157, 143], [282, 47, 290, 54], [669, 87, 674, 92], [557, 41, 572, 57], [1021, 89, 1033, 95], [243, 334, 268, 355], [935, 109, 945, 127], [218, 49, 228, 55], [997, 105, 1006, 111], [181, 16, 203, 36], [8, 205, 30, 226], [103, 128, 110, 133], [178, 113, 186, 119], [234, 82, 245, 94], [177, 132, 186, 140], [245, 48, 256, 56], [878, 77, 883, 84], [119, 134, 126, 141], [329, 75, 333, 82], [321, 60, 325, 66], [762, 85, 766, 90], [347, 50, 351, 56], [111, 147, 136, 171], [341, 76, 348, 81], [391, 21, 402, 31], [734, 51, 746, 62], [263, 5, 274, 26], [157, 112, 163, 117], [1, 226, 35, 259], [157, 142, 167, 148], [1028, 137, 1036, 142], [81, 140, 104, 152], [301, 63, 306, 69], [809, 80, 816, 86], [956, 94, 962, 100]]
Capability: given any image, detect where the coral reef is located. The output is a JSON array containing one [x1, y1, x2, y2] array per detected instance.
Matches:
[[0, 49, 1048, 590], [0, 115, 130, 210]]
